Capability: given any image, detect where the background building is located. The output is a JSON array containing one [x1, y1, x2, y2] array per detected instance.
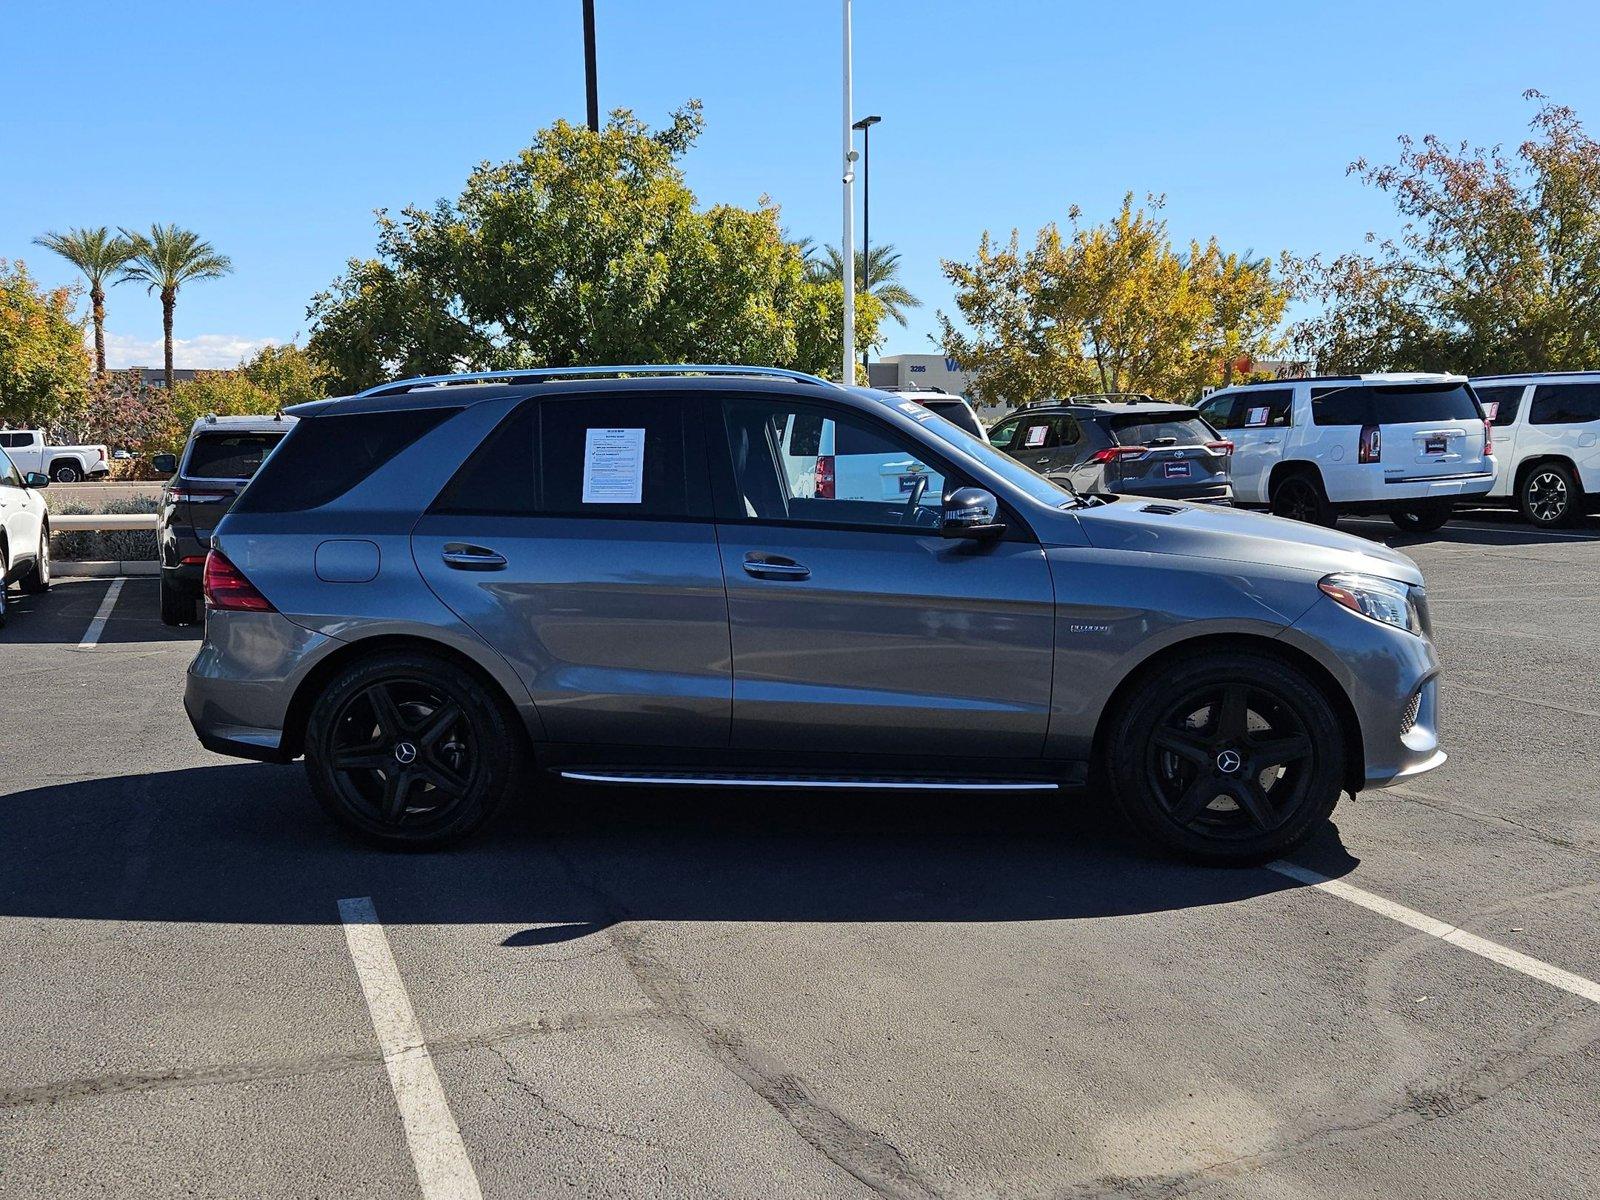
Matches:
[[866, 353, 977, 398]]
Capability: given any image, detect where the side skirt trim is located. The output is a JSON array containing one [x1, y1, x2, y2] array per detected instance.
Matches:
[[558, 771, 1060, 792]]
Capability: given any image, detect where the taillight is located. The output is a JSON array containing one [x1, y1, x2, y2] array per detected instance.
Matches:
[[814, 454, 835, 499], [1089, 446, 1146, 464], [1206, 440, 1234, 456], [172, 489, 230, 504], [203, 550, 275, 612], [1358, 425, 1382, 464], [97, 448, 106, 462], [1483, 418, 1493, 458]]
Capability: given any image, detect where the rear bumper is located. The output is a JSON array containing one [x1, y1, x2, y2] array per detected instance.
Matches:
[[185, 609, 334, 763], [162, 561, 204, 597]]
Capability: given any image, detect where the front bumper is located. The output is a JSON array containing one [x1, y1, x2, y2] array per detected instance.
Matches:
[[1279, 594, 1445, 791]]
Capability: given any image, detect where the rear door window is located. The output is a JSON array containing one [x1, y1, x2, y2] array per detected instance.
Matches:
[[1311, 384, 1481, 426], [1472, 385, 1525, 426], [1529, 382, 1600, 425], [184, 431, 287, 480]]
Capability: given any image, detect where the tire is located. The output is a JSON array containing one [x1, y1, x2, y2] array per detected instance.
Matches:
[[1518, 462, 1580, 528], [1389, 500, 1453, 534], [19, 527, 50, 594], [0, 546, 9, 629], [1269, 471, 1337, 527], [160, 574, 198, 626], [1104, 650, 1346, 864], [50, 462, 82, 483], [303, 651, 526, 849]]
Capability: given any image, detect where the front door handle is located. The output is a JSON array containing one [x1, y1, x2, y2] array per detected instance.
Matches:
[[1034, 456, 1052, 465], [743, 552, 809, 580], [442, 543, 507, 571]]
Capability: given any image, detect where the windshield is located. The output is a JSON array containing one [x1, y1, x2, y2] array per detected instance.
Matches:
[[185, 431, 287, 480], [1108, 413, 1214, 445]]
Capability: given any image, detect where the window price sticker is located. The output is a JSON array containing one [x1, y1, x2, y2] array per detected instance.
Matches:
[[581, 427, 645, 504]]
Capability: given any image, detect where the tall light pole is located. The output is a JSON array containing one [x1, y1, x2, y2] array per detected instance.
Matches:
[[583, 0, 599, 132], [840, 0, 856, 384], [851, 114, 881, 373]]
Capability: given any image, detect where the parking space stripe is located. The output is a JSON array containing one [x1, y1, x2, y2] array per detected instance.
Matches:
[[338, 897, 483, 1200], [75, 578, 125, 649], [1269, 861, 1600, 1005]]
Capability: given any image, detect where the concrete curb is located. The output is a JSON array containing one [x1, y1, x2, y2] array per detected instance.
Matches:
[[54, 560, 160, 578]]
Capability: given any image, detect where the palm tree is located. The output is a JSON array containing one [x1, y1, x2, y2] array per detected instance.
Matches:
[[33, 227, 137, 376], [813, 243, 920, 327], [118, 224, 233, 389]]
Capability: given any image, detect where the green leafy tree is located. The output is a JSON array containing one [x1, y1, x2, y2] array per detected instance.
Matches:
[[32, 227, 136, 376], [308, 103, 880, 390], [940, 195, 1290, 405], [1289, 93, 1600, 374], [119, 224, 233, 390], [0, 259, 91, 430], [238, 342, 328, 404], [812, 244, 921, 328]]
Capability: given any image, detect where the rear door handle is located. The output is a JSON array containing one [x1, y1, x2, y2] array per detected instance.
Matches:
[[442, 543, 507, 571], [743, 552, 809, 580]]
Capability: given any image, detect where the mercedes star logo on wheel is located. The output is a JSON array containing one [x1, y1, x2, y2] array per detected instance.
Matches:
[[393, 741, 418, 765], [1215, 749, 1242, 775]]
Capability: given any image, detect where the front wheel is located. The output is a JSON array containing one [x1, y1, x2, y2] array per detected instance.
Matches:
[[19, 530, 49, 593], [1518, 462, 1580, 527], [1105, 652, 1346, 863], [1389, 501, 1453, 534], [304, 651, 526, 849], [1270, 473, 1337, 527]]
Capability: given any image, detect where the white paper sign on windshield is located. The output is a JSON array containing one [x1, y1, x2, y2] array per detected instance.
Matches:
[[582, 427, 645, 504]]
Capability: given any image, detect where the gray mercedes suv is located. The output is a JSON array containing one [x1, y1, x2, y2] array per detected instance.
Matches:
[[185, 366, 1445, 863]]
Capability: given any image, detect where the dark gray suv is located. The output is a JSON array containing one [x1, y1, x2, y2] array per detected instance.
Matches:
[[155, 413, 295, 625], [185, 366, 1445, 863], [989, 402, 1233, 504]]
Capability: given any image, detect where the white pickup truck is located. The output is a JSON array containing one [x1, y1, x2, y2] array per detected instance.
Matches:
[[0, 429, 110, 482]]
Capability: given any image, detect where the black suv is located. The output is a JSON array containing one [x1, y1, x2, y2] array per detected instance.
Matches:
[[154, 413, 295, 625], [988, 401, 1233, 503]]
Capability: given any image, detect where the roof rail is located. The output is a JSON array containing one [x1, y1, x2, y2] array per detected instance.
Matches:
[[878, 384, 949, 394], [1066, 392, 1159, 405], [1470, 369, 1600, 381], [355, 363, 845, 398]]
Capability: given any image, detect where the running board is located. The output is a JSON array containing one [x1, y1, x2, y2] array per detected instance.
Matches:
[[558, 770, 1060, 792]]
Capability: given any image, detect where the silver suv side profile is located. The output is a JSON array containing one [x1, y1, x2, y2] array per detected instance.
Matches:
[[185, 365, 1447, 863]]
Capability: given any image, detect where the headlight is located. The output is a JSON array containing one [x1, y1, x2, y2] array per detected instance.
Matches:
[[1318, 572, 1423, 635]]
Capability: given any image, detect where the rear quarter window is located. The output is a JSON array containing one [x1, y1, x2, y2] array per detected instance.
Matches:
[[233, 407, 455, 513], [1529, 382, 1600, 425]]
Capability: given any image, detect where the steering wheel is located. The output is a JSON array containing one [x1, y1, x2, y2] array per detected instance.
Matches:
[[901, 474, 932, 525]]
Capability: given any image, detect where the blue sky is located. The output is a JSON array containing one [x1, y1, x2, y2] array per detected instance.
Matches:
[[5, 0, 1599, 368]]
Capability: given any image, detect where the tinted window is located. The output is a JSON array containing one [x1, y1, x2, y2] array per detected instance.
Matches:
[[1234, 388, 1293, 428], [1016, 415, 1075, 449], [987, 416, 1021, 449], [1530, 382, 1600, 425], [537, 394, 697, 518], [234, 407, 455, 514], [432, 402, 540, 516], [1472, 385, 1525, 427], [0, 449, 19, 487], [1106, 413, 1214, 445], [0, 433, 16, 448], [724, 398, 952, 529], [920, 398, 984, 438], [1311, 384, 1481, 426], [184, 431, 286, 480]]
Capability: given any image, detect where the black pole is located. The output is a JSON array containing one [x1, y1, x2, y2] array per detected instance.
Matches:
[[859, 121, 869, 371], [583, 0, 599, 132]]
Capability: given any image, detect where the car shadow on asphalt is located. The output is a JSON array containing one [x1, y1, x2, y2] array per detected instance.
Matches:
[[0, 578, 202, 646], [0, 763, 1358, 936]]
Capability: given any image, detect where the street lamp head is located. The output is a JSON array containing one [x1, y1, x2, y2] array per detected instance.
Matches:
[[852, 115, 882, 130]]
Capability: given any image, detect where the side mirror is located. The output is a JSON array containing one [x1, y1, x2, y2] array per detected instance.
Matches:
[[23, 471, 48, 489], [941, 487, 1005, 540], [152, 453, 178, 476]]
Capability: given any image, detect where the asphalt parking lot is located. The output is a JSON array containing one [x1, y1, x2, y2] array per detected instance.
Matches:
[[3, 509, 1598, 1200]]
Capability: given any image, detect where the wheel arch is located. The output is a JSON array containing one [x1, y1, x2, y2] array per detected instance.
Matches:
[[280, 632, 534, 761], [1089, 632, 1365, 795], [47, 455, 84, 475], [1514, 453, 1581, 494], [1267, 459, 1324, 496]]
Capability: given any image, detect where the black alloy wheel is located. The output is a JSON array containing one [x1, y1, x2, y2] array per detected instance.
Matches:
[[1107, 652, 1345, 862], [305, 652, 523, 848], [1270, 474, 1336, 527]]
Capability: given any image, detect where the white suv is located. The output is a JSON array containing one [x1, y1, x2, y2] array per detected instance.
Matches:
[[0, 444, 51, 627], [1197, 373, 1495, 531], [1468, 372, 1600, 527]]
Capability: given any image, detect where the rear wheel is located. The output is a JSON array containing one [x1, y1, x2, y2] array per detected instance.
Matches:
[[1518, 462, 1580, 527], [1105, 651, 1345, 863], [19, 529, 49, 593], [304, 651, 525, 849], [160, 574, 199, 626], [0, 546, 9, 629], [1270, 472, 1337, 527], [50, 462, 82, 483], [1389, 500, 1453, 534]]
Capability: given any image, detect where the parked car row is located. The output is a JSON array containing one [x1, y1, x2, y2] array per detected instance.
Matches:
[[0, 429, 110, 482], [985, 370, 1600, 531]]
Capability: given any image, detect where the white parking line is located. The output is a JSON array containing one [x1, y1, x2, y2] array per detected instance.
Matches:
[[76, 578, 125, 649], [1269, 861, 1600, 1005], [338, 897, 483, 1200]]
